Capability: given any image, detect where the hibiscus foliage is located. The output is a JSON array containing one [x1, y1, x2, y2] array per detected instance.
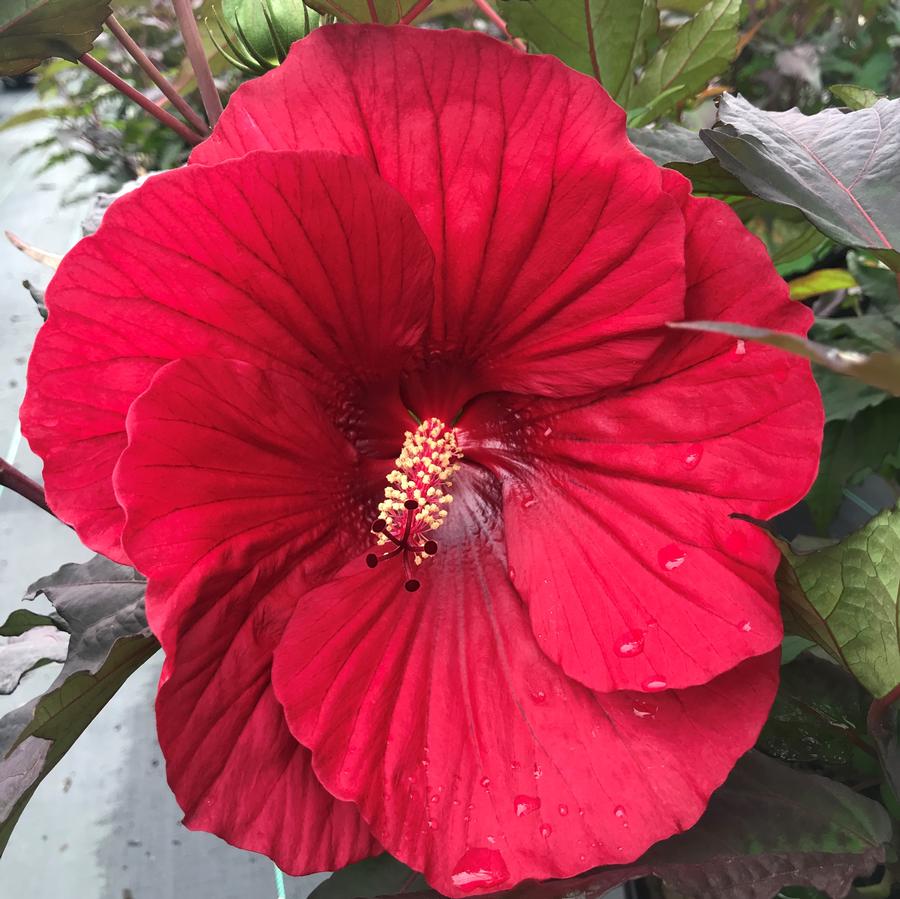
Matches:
[[1, 1, 900, 898]]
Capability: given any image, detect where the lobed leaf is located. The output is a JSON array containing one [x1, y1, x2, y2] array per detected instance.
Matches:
[[701, 95, 900, 254], [0, 0, 111, 76], [0, 556, 157, 855]]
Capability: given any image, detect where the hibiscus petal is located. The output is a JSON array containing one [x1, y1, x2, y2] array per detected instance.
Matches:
[[272, 468, 779, 896], [193, 25, 687, 398], [479, 188, 823, 694], [22, 149, 433, 561], [115, 356, 381, 868], [497, 190, 822, 694]]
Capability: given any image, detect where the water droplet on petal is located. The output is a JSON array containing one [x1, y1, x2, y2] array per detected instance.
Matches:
[[614, 629, 645, 658], [532, 690, 547, 704], [450, 849, 510, 893], [486, 835, 496, 845], [508, 567, 516, 582], [539, 823, 552, 838], [533, 764, 543, 780], [522, 495, 538, 510], [543, 426, 553, 437], [430, 794, 440, 804], [614, 806, 626, 819], [682, 444, 703, 470], [642, 676, 668, 692], [658, 544, 686, 571], [514, 795, 541, 817], [558, 804, 569, 816], [579, 854, 586, 863], [731, 339, 747, 361], [480, 777, 491, 788], [427, 818, 438, 830], [739, 620, 752, 633], [632, 698, 658, 719], [510, 760, 520, 770]]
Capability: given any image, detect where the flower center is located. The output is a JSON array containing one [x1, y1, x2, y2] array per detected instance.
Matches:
[[366, 417, 462, 592]]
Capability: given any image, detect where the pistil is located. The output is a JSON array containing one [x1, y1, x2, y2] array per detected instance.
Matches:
[[366, 418, 462, 591]]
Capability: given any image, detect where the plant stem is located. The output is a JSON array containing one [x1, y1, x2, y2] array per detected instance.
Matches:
[[398, 0, 433, 24], [868, 683, 900, 745], [366, 0, 381, 23], [80, 53, 203, 145], [106, 14, 208, 135], [471, 0, 527, 51], [171, 0, 223, 126], [0, 458, 53, 515]]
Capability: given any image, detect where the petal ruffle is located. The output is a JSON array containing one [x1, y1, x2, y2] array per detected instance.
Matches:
[[115, 356, 381, 868], [272, 468, 779, 896], [495, 188, 822, 694], [193, 25, 687, 398], [22, 150, 433, 561]]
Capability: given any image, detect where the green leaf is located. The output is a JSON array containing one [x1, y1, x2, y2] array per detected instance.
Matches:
[[500, 0, 657, 105], [0, 609, 61, 637], [806, 400, 900, 534], [757, 654, 877, 782], [304, 0, 429, 23], [701, 95, 900, 254], [0, 0, 111, 76], [788, 269, 858, 301], [847, 251, 899, 313], [668, 319, 900, 396], [0, 556, 158, 855], [779, 505, 900, 698], [368, 754, 889, 899], [629, 0, 741, 119], [829, 84, 884, 111]]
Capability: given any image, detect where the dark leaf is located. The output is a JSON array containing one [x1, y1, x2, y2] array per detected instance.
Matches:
[[778, 506, 900, 699], [0, 556, 157, 855], [310, 854, 427, 899], [757, 654, 877, 782], [0, 0, 111, 76], [701, 95, 900, 253]]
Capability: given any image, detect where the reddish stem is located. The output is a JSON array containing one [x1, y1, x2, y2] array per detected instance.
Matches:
[[366, 0, 381, 23], [398, 0, 433, 24], [171, 0, 223, 126], [471, 0, 527, 51], [868, 683, 900, 745], [583, 0, 602, 82], [79, 53, 202, 145], [0, 458, 53, 515], [106, 14, 208, 135]]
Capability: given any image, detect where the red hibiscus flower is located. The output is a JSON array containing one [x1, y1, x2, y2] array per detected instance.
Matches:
[[21, 25, 822, 896]]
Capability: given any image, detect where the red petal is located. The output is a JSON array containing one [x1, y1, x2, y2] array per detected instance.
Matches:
[[115, 356, 376, 647], [22, 150, 432, 561], [115, 356, 380, 867], [272, 469, 779, 896], [498, 189, 822, 693], [193, 26, 686, 396]]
